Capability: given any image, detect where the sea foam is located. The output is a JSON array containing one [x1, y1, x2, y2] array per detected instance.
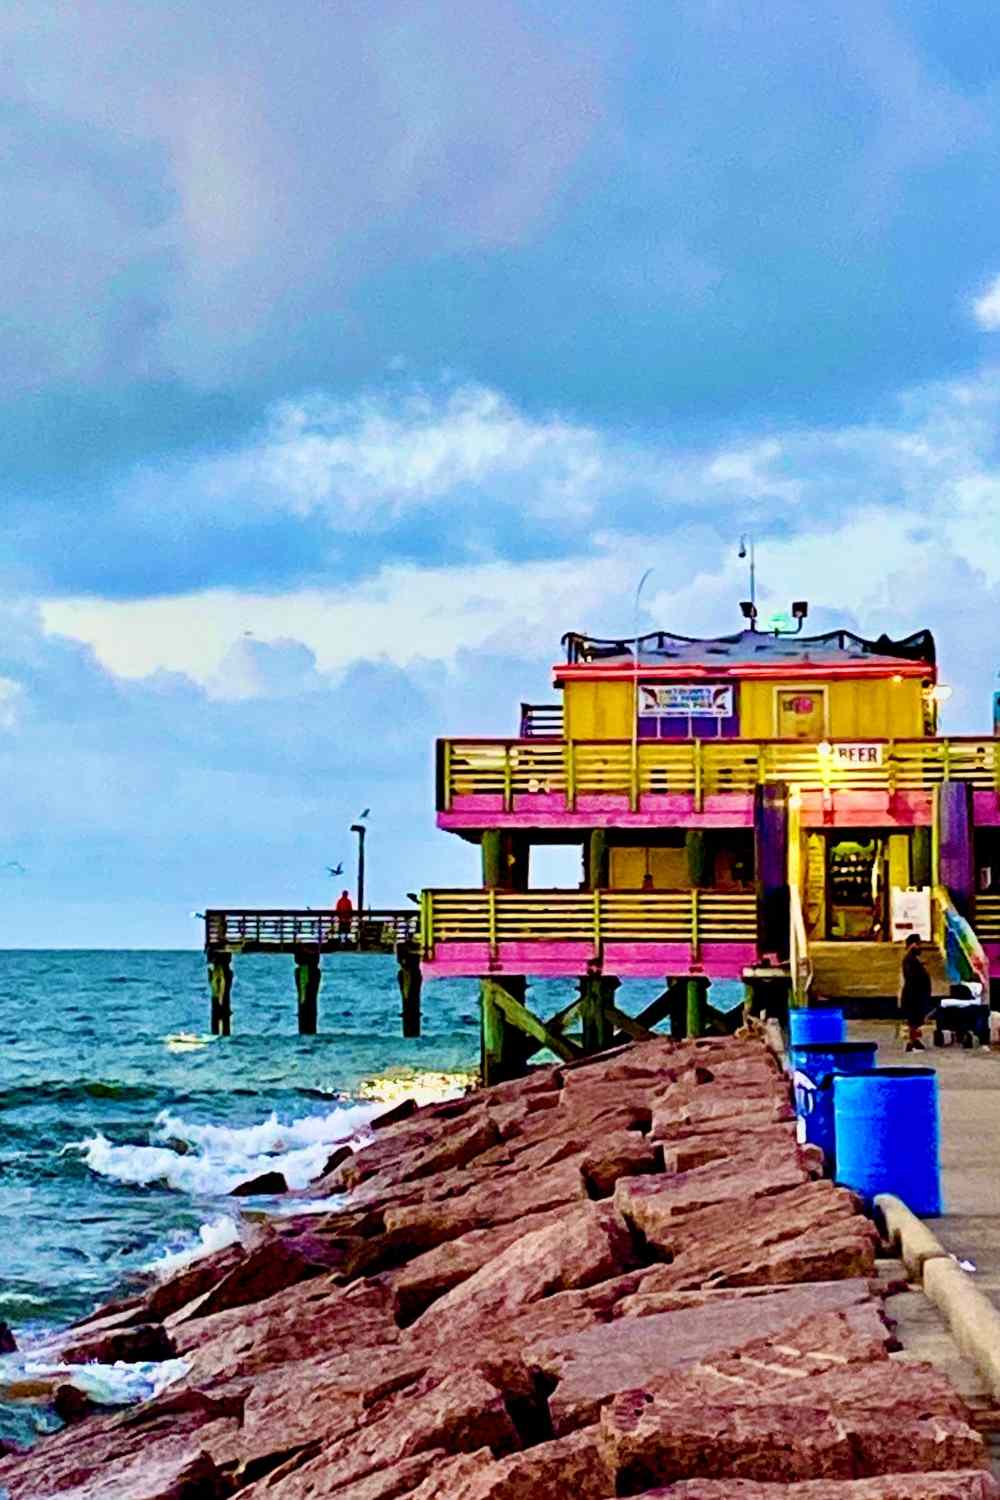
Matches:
[[67, 1099, 381, 1197]]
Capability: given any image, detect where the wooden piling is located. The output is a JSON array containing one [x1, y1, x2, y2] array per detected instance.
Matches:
[[208, 952, 233, 1037], [686, 976, 710, 1037], [293, 949, 321, 1035], [480, 976, 528, 1087], [579, 973, 616, 1053], [396, 940, 422, 1037]]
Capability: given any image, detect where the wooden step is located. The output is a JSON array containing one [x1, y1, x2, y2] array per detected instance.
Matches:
[[809, 941, 949, 1001]]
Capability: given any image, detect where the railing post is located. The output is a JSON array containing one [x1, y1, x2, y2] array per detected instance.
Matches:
[[629, 737, 639, 812], [488, 887, 498, 962], [502, 745, 513, 811], [566, 739, 577, 811], [887, 738, 897, 798], [757, 743, 768, 787], [593, 889, 602, 960], [420, 890, 433, 959], [693, 739, 704, 811], [690, 888, 700, 962], [442, 740, 453, 811], [942, 738, 952, 782]]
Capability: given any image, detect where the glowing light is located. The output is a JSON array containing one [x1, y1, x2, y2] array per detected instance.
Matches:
[[930, 684, 953, 703], [817, 740, 832, 758]]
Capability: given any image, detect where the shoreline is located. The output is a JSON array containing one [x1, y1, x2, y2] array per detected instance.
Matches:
[[2, 1033, 997, 1497]]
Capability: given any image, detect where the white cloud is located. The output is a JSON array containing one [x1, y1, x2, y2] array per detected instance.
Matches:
[[973, 275, 1000, 331]]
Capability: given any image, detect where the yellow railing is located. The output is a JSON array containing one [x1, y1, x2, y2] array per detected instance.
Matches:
[[972, 895, 1000, 942], [440, 736, 1000, 810], [421, 889, 756, 959]]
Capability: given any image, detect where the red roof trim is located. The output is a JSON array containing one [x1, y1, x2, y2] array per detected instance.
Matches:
[[553, 661, 933, 683]]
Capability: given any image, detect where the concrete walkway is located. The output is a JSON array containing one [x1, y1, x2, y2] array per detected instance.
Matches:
[[850, 1019, 1000, 1470], [852, 1018, 1000, 1294]]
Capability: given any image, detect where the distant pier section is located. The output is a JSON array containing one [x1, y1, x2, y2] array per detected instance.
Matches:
[[203, 907, 421, 1037]]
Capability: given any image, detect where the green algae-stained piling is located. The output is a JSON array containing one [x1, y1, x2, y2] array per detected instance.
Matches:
[[203, 908, 419, 1035]]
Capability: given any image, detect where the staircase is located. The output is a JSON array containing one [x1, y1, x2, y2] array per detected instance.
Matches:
[[809, 941, 950, 1001]]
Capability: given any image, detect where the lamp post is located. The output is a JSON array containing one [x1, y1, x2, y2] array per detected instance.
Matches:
[[350, 823, 366, 926], [631, 568, 655, 811]]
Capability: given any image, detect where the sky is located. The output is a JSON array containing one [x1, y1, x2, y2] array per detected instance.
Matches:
[[6, 0, 1000, 944]]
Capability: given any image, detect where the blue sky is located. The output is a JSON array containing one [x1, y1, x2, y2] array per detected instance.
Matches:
[[5, 0, 1000, 943]]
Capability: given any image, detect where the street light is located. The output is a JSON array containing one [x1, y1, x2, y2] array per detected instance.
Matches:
[[350, 823, 367, 920]]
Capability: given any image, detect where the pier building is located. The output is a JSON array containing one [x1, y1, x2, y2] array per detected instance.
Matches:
[[421, 616, 999, 1081]]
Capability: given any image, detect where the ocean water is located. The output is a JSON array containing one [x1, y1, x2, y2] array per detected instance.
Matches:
[[0, 951, 699, 1449]]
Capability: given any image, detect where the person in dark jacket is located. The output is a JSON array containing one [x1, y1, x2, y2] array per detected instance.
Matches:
[[900, 932, 932, 1051]]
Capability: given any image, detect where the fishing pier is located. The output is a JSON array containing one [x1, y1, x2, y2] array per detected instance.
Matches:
[[203, 908, 420, 1036]]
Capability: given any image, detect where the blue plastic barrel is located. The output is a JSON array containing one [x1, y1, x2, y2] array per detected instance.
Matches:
[[788, 1007, 846, 1046], [833, 1068, 942, 1216], [790, 1041, 878, 1167]]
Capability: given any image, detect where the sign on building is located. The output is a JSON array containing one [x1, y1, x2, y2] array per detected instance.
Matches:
[[639, 684, 735, 717], [830, 743, 884, 767]]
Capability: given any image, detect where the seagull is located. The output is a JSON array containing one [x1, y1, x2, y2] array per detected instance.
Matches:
[[326, 863, 343, 877], [359, 808, 370, 820], [2, 860, 26, 874]]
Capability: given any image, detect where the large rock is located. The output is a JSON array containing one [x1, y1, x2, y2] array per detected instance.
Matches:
[[615, 1159, 809, 1250], [407, 1428, 613, 1499], [56, 1320, 174, 1365], [386, 1208, 567, 1326], [168, 1235, 349, 1325], [230, 1369, 519, 1497], [621, 1476, 1000, 1499], [598, 1388, 985, 1492], [526, 1280, 882, 1435], [408, 1203, 637, 1343]]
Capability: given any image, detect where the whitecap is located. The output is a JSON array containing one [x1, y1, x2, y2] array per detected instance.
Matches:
[[143, 1215, 242, 1278], [66, 1100, 382, 1196], [19, 1356, 188, 1406]]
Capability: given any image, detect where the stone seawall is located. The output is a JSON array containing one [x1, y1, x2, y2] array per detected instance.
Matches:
[[1, 1035, 997, 1499]]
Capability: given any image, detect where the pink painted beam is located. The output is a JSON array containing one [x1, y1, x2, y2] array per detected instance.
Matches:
[[974, 790, 1000, 826], [422, 939, 757, 980], [983, 942, 1000, 979]]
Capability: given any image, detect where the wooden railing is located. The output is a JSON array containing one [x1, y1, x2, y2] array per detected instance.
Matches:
[[519, 702, 564, 738], [420, 888, 756, 960], [205, 909, 420, 953], [439, 735, 1000, 811], [972, 895, 1000, 943]]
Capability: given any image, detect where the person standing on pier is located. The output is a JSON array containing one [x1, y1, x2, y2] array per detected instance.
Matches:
[[900, 932, 932, 1051], [335, 889, 354, 944]]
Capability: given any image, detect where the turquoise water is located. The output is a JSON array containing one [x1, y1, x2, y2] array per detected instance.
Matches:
[[0, 951, 691, 1448]]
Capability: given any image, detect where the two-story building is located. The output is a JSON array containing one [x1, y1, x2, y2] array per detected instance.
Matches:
[[420, 619, 998, 1078]]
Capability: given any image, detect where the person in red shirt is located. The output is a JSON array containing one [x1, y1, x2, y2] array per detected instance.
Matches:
[[335, 890, 354, 942]]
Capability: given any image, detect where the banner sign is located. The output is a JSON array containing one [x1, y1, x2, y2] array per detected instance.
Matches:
[[639, 684, 734, 717], [830, 742, 883, 767]]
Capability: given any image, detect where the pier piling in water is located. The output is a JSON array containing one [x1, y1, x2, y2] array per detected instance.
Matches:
[[293, 950, 321, 1035], [396, 939, 423, 1037], [208, 953, 233, 1036]]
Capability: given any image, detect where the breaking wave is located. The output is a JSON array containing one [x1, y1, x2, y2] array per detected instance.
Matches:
[[65, 1100, 382, 1197]]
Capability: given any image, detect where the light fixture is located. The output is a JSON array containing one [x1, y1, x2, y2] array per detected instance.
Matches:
[[891, 674, 904, 684], [817, 740, 832, 758], [928, 684, 953, 703], [791, 600, 808, 621], [739, 600, 757, 622]]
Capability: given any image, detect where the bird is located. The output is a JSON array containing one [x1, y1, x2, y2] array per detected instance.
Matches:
[[2, 860, 26, 874], [326, 863, 343, 877], [359, 808, 370, 820]]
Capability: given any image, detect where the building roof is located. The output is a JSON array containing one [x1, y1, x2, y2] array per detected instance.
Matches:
[[555, 627, 936, 682]]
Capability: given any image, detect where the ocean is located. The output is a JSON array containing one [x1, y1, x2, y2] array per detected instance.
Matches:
[[0, 950, 676, 1450]]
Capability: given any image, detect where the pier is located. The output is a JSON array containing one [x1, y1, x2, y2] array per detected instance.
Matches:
[[202, 907, 420, 1036]]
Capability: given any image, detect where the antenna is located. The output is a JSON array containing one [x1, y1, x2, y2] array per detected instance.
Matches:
[[738, 534, 757, 630]]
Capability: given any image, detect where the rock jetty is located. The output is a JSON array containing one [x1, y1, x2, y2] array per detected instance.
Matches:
[[2, 1034, 997, 1499]]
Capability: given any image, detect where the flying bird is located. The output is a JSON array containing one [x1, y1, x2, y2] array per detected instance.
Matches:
[[2, 860, 26, 874], [326, 863, 343, 877], [359, 808, 370, 820]]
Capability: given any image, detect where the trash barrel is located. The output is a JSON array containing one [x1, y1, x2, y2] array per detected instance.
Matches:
[[788, 1007, 846, 1047], [789, 1040, 879, 1168], [833, 1068, 942, 1216]]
